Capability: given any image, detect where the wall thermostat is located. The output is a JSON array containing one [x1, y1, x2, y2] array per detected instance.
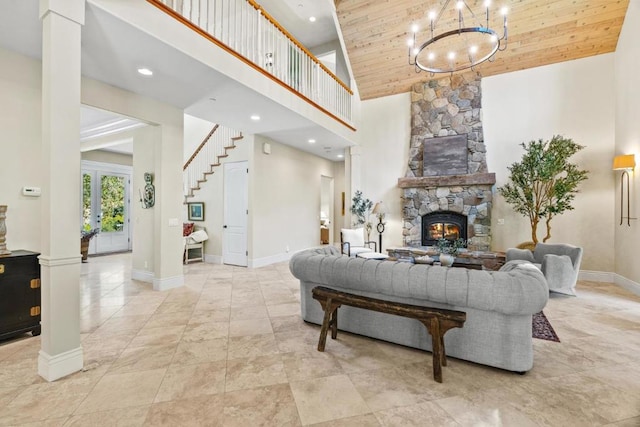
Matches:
[[22, 187, 41, 197]]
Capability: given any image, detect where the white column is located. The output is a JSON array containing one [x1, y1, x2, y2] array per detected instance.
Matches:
[[347, 145, 362, 227], [38, 0, 85, 381], [153, 122, 185, 291]]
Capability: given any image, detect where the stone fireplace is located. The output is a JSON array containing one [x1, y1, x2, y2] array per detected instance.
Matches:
[[398, 73, 495, 251]]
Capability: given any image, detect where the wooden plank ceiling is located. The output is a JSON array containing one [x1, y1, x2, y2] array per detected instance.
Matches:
[[335, 0, 629, 100]]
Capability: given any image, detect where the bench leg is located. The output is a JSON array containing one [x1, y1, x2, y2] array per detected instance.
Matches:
[[318, 299, 340, 352], [419, 317, 444, 383]]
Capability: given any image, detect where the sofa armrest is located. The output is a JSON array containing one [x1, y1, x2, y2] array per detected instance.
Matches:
[[506, 248, 536, 263], [541, 254, 577, 295]]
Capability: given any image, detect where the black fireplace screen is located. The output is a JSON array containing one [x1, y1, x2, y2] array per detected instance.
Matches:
[[422, 211, 467, 246]]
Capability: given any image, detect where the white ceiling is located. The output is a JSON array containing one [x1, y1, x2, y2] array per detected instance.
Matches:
[[0, 0, 349, 161]]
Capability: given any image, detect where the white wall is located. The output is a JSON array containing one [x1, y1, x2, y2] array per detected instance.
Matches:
[[483, 54, 616, 272], [186, 135, 252, 261], [0, 47, 42, 252], [184, 114, 216, 163], [251, 135, 335, 266], [614, 0, 640, 285], [358, 92, 412, 250]]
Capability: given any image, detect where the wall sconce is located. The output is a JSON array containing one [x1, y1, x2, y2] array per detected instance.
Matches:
[[265, 52, 274, 67], [613, 154, 635, 226]]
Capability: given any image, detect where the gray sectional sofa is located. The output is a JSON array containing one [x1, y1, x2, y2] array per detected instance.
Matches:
[[289, 246, 549, 372]]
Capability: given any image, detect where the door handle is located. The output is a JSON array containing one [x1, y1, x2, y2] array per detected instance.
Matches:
[[223, 225, 228, 229]]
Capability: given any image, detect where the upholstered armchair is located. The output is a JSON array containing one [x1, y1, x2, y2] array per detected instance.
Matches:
[[506, 243, 583, 296], [340, 228, 377, 257]]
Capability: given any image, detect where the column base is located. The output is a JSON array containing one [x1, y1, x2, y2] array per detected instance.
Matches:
[[38, 346, 83, 382], [153, 274, 184, 291]]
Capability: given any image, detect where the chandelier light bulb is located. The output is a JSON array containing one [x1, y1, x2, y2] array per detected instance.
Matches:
[[428, 52, 436, 61], [501, 6, 508, 15], [411, 24, 419, 33], [428, 11, 437, 21], [456, 1, 464, 10], [448, 52, 456, 60], [469, 45, 478, 54], [484, 0, 491, 6], [407, 39, 414, 47], [413, 48, 420, 55], [491, 34, 498, 42]]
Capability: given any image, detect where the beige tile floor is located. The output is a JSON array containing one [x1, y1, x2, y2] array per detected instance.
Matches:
[[0, 253, 639, 426]]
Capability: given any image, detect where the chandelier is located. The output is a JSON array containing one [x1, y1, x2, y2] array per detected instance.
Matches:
[[408, 0, 508, 74]]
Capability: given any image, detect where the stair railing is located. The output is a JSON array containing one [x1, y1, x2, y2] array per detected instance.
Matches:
[[183, 124, 242, 198]]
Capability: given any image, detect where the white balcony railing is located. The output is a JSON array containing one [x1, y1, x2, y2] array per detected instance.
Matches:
[[149, 0, 354, 127]]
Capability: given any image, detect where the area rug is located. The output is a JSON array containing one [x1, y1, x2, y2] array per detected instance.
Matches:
[[532, 311, 560, 342]]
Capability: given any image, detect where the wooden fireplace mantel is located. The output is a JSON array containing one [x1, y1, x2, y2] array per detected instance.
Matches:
[[398, 173, 496, 189]]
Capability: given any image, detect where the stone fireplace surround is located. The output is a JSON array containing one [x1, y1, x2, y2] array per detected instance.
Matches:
[[399, 73, 495, 251]]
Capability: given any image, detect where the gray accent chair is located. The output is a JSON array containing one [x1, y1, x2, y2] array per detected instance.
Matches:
[[506, 243, 583, 296], [290, 246, 548, 373]]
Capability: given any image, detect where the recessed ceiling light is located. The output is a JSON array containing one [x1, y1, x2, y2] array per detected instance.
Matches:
[[308, 139, 316, 144], [250, 115, 260, 121], [309, 16, 316, 22], [337, 154, 344, 158], [137, 68, 153, 76]]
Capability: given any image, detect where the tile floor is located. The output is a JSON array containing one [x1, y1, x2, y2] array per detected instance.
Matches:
[[0, 253, 639, 426]]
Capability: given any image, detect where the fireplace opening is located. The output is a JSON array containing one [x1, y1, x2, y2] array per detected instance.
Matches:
[[422, 211, 467, 246]]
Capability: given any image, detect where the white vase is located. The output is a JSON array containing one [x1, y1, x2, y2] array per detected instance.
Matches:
[[0, 205, 10, 255], [439, 253, 454, 267]]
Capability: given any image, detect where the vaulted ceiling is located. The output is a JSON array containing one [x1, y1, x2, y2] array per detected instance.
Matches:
[[335, 0, 629, 100]]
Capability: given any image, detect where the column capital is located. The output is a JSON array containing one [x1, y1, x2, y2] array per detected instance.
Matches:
[[39, 0, 85, 25]]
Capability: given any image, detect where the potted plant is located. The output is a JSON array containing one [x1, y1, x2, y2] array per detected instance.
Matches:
[[437, 238, 466, 267], [498, 135, 588, 246], [350, 190, 374, 241], [80, 228, 99, 262]]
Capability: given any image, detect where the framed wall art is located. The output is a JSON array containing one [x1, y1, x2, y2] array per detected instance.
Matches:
[[187, 202, 205, 221]]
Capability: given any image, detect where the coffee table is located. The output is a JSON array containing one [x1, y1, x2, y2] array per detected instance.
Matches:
[[356, 252, 389, 260], [386, 247, 505, 271]]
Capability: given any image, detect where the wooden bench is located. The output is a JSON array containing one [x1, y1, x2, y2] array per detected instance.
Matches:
[[311, 286, 466, 383]]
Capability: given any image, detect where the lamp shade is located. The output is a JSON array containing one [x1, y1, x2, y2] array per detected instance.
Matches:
[[372, 202, 386, 215], [613, 154, 635, 170]]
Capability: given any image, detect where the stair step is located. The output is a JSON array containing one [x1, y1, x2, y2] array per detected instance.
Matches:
[[203, 171, 214, 176], [218, 154, 229, 158], [211, 163, 221, 167], [231, 136, 243, 141]]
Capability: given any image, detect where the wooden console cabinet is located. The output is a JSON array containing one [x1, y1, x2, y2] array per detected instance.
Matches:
[[0, 250, 41, 340]]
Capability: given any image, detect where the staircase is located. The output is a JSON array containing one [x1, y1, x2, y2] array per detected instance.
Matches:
[[183, 124, 243, 201]]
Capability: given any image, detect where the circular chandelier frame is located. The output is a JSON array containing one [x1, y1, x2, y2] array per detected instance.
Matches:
[[414, 27, 500, 74]]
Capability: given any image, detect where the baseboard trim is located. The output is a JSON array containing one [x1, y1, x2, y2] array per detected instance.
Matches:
[[131, 269, 153, 283], [249, 252, 292, 269], [153, 274, 184, 291], [578, 270, 614, 283], [38, 346, 83, 382], [614, 273, 640, 297], [204, 254, 223, 264]]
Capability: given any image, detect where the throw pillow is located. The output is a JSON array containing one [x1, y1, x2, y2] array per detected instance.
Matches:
[[183, 222, 195, 236], [341, 228, 365, 247]]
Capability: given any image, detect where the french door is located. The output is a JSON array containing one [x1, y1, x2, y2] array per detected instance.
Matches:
[[82, 162, 132, 254]]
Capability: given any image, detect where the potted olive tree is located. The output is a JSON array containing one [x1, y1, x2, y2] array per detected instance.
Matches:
[[81, 228, 99, 262], [498, 135, 588, 247]]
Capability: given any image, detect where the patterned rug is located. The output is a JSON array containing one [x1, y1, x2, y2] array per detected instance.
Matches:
[[532, 311, 560, 342]]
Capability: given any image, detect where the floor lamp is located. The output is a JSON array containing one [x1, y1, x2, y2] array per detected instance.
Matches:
[[372, 202, 386, 252], [613, 154, 635, 226]]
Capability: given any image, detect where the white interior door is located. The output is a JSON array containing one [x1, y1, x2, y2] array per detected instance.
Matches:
[[82, 162, 131, 255], [223, 161, 248, 266]]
